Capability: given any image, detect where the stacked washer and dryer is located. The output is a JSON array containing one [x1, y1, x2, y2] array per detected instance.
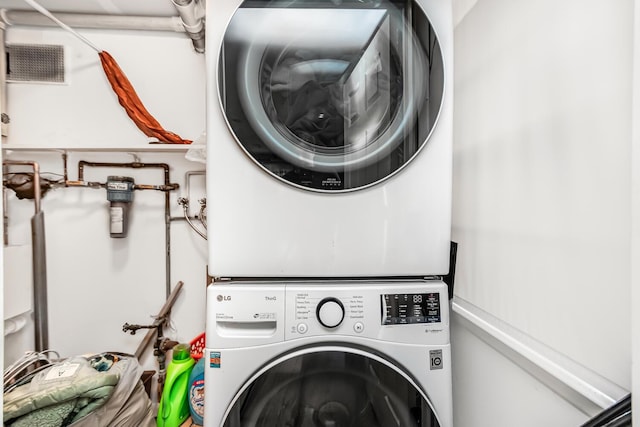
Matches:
[[204, 0, 454, 424]]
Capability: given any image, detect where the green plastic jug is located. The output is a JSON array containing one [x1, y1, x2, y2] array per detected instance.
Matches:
[[157, 344, 195, 427]]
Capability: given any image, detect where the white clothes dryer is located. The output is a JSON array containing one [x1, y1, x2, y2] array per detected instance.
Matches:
[[206, 0, 453, 278], [203, 280, 453, 426]]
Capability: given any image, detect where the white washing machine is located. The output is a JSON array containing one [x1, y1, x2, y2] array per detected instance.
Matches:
[[205, 0, 454, 278], [203, 280, 453, 426]]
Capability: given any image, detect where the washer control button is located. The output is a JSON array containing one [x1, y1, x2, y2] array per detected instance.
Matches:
[[354, 322, 365, 333], [297, 323, 308, 334], [316, 297, 345, 328]]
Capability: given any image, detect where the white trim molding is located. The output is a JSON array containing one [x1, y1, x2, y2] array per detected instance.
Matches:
[[452, 297, 629, 416]]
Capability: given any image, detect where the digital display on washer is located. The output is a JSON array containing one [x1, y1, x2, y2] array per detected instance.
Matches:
[[382, 293, 440, 324]]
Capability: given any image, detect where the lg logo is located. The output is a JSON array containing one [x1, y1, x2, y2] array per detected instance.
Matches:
[[216, 295, 231, 302], [429, 349, 443, 370]]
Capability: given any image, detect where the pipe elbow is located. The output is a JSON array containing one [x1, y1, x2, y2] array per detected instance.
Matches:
[[172, 0, 206, 53]]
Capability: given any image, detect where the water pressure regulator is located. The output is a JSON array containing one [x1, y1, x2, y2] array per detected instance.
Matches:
[[106, 176, 135, 238]]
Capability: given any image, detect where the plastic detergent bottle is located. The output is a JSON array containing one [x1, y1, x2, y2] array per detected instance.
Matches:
[[188, 357, 205, 425], [157, 344, 195, 427]]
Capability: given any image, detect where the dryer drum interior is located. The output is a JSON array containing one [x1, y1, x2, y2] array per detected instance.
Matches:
[[222, 349, 442, 426], [219, 0, 445, 191]]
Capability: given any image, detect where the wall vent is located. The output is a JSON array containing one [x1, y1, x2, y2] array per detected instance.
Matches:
[[6, 44, 65, 84]]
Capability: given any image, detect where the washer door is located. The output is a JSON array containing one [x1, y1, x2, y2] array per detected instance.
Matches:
[[222, 347, 442, 426], [219, 0, 445, 192]]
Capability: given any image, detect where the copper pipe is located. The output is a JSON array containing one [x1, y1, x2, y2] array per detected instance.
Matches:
[[75, 160, 178, 299], [4, 160, 41, 213]]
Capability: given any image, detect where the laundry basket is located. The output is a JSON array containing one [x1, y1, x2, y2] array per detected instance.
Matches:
[[190, 332, 205, 361]]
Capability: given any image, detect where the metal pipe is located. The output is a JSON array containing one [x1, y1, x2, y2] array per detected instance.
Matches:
[[171, 0, 205, 53], [3, 160, 48, 351], [62, 152, 68, 182], [0, 22, 8, 137], [4, 161, 42, 213], [31, 210, 48, 351], [0, 9, 186, 32], [182, 170, 206, 238], [76, 160, 178, 299], [1, 7, 204, 52], [164, 188, 171, 298], [3, 163, 9, 245], [184, 170, 205, 200], [198, 201, 207, 229], [78, 160, 171, 183], [179, 198, 207, 240], [135, 280, 184, 360]]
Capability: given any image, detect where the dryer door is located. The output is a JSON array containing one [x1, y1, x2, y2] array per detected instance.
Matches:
[[221, 347, 442, 426], [219, 0, 445, 192]]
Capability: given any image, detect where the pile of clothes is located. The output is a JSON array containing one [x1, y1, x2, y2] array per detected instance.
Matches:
[[3, 352, 155, 427]]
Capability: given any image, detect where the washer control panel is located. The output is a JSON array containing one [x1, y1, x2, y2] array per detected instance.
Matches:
[[285, 282, 449, 345], [382, 292, 441, 325], [206, 281, 449, 347], [290, 289, 365, 331]]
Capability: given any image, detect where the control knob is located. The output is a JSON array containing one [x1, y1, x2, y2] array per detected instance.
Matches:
[[316, 297, 345, 328]]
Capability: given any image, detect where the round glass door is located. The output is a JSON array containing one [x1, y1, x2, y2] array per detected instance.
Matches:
[[219, 0, 445, 191], [222, 347, 442, 426]]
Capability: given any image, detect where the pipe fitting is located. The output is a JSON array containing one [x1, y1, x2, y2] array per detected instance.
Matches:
[[171, 0, 206, 53]]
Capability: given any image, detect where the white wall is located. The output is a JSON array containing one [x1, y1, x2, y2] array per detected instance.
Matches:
[[631, 0, 640, 423], [452, 314, 589, 427], [452, 0, 633, 424], [2, 25, 208, 373], [4, 26, 203, 148], [4, 0, 636, 423]]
